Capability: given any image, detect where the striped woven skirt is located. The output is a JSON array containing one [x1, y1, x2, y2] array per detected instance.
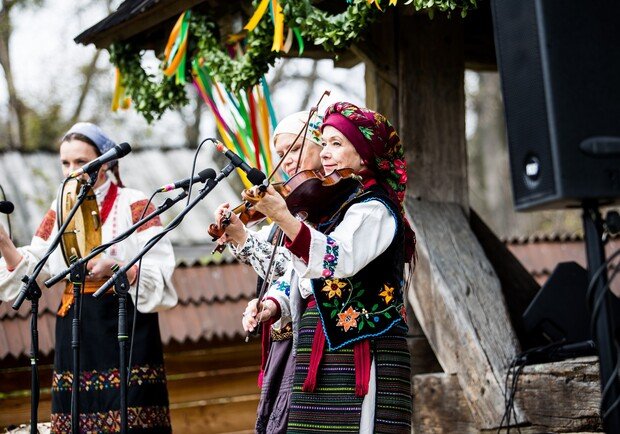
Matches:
[[287, 304, 412, 433]]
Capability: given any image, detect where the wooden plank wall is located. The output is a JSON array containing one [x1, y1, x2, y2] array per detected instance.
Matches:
[[0, 341, 261, 433]]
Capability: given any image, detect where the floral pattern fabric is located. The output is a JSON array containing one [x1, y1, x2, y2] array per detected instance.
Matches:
[[317, 277, 406, 347], [233, 227, 291, 281]]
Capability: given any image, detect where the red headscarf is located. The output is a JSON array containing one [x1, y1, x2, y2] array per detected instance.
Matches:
[[322, 102, 416, 263]]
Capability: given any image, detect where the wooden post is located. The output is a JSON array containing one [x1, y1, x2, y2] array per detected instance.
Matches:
[[365, 9, 525, 429], [398, 11, 468, 209]]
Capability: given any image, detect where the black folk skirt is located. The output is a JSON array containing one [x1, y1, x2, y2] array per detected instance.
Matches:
[[50, 292, 171, 434]]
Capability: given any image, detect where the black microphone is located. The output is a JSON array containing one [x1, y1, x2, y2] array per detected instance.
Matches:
[[157, 168, 217, 192], [0, 201, 14, 214], [69, 142, 132, 178], [214, 141, 266, 186]]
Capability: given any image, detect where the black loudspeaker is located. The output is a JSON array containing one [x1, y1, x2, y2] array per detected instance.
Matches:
[[491, 0, 620, 211], [522, 262, 590, 344]]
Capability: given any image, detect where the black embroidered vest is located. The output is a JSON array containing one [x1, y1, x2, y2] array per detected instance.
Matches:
[[311, 185, 407, 350]]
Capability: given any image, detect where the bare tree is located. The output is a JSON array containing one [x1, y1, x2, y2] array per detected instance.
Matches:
[[0, 0, 42, 149]]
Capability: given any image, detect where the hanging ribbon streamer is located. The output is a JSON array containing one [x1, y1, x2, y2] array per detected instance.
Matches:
[[192, 55, 279, 187], [270, 0, 285, 52], [164, 11, 191, 83], [244, 0, 289, 53], [111, 68, 131, 111]]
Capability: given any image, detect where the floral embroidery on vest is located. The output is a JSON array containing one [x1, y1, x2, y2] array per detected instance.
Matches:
[[379, 284, 394, 304], [337, 306, 360, 332], [321, 236, 339, 278], [319, 278, 404, 337]]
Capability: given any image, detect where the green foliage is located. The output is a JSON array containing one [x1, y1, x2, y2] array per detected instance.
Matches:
[[109, 43, 188, 123], [110, 0, 479, 121], [283, 0, 377, 51], [191, 12, 279, 92]]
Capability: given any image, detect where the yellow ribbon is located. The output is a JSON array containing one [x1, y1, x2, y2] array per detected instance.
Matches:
[[271, 0, 285, 52], [244, 0, 270, 31], [111, 68, 130, 111]]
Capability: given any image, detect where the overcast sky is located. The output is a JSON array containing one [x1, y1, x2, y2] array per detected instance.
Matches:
[[3, 1, 367, 148]]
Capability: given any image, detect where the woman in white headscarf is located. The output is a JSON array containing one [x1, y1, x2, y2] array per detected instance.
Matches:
[[0, 123, 177, 433], [213, 111, 322, 434]]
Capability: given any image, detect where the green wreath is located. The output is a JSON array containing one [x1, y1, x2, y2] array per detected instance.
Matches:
[[283, 0, 377, 51], [109, 43, 188, 123], [109, 0, 478, 122]]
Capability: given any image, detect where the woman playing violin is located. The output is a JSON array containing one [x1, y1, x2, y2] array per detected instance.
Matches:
[[247, 102, 416, 433], [214, 110, 323, 434]]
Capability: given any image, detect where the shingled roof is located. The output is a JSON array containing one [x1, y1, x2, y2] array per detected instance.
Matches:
[[506, 233, 620, 293], [0, 259, 257, 360]]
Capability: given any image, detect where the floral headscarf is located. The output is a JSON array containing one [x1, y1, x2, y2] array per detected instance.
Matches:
[[322, 102, 415, 262]]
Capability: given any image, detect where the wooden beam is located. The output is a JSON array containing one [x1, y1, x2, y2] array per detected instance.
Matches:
[[469, 210, 543, 349], [413, 358, 602, 433], [407, 199, 523, 428], [514, 357, 602, 431], [359, 8, 399, 127], [398, 12, 468, 209]]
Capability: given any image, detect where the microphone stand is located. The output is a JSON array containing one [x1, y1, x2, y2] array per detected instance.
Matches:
[[91, 162, 236, 430], [11, 171, 97, 434], [69, 255, 85, 434], [110, 263, 130, 434], [582, 201, 620, 433], [43, 187, 187, 434], [45, 189, 189, 288]]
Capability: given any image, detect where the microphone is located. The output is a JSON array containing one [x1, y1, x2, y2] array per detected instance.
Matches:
[[69, 142, 132, 178], [0, 201, 14, 214], [214, 142, 266, 186], [158, 168, 217, 192]]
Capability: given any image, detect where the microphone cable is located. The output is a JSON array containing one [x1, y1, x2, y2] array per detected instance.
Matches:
[[126, 136, 216, 383], [585, 245, 620, 424]]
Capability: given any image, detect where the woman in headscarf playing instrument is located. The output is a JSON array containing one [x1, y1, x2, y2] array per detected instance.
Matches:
[[246, 102, 416, 433], [213, 110, 323, 433], [0, 123, 177, 433]]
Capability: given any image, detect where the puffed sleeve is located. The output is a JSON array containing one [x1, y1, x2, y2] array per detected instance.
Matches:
[[287, 200, 397, 279], [125, 193, 177, 313], [0, 207, 57, 301], [231, 223, 291, 280]]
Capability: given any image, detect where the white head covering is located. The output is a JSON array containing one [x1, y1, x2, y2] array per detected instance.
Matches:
[[272, 111, 323, 147]]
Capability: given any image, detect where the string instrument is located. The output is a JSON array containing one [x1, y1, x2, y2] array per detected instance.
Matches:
[[56, 178, 102, 266], [208, 168, 362, 248]]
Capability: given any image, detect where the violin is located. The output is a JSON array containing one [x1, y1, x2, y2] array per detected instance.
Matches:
[[208, 168, 362, 251]]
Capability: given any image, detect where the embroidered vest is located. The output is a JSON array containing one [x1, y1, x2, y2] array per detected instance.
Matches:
[[312, 186, 407, 350]]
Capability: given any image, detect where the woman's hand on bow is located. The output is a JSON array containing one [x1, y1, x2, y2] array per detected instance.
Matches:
[[242, 297, 278, 332]]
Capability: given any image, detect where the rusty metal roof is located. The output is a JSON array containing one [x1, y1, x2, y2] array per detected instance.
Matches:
[[506, 236, 620, 292], [0, 261, 257, 360]]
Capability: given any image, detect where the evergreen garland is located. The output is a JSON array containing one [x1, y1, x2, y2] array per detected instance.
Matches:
[[109, 0, 478, 121]]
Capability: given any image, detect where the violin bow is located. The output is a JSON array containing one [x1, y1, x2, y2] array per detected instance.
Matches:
[[247, 90, 331, 340], [267, 89, 331, 182]]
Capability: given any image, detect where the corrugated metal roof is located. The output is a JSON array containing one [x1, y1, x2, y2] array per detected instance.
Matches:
[[0, 261, 258, 359], [0, 149, 242, 246], [505, 237, 620, 294]]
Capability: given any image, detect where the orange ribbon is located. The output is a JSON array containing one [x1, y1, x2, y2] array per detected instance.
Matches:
[[58, 280, 108, 317]]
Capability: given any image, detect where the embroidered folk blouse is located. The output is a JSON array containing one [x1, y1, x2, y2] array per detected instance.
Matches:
[[0, 179, 177, 313]]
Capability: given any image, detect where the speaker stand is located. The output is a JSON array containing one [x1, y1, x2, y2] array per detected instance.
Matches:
[[582, 202, 620, 433]]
